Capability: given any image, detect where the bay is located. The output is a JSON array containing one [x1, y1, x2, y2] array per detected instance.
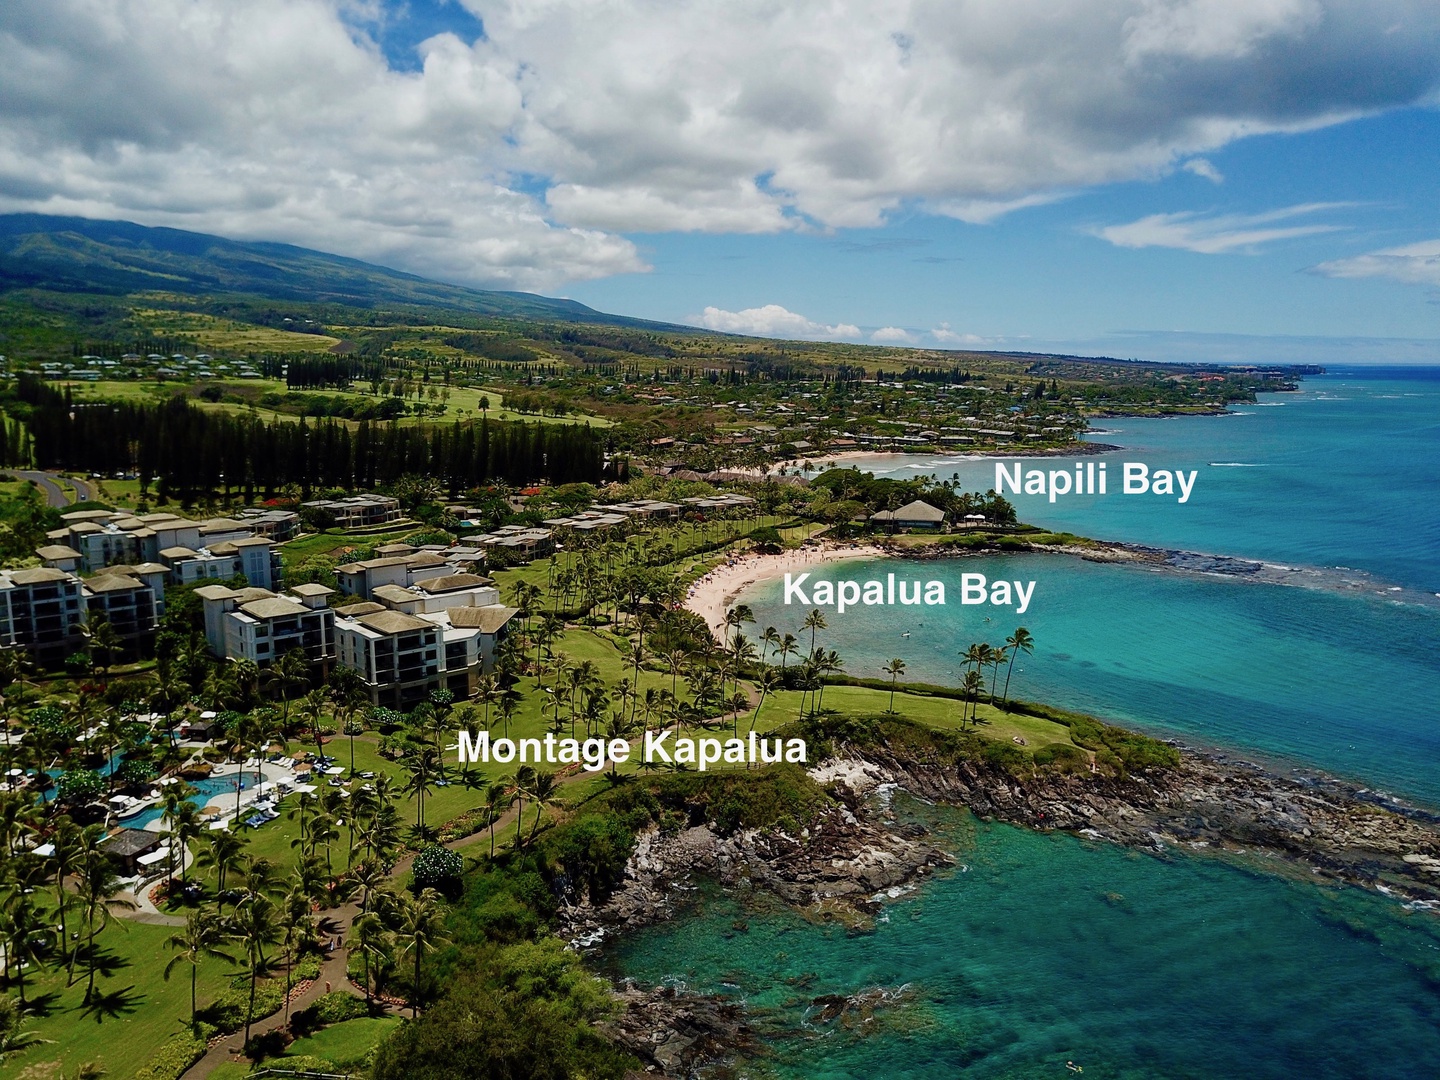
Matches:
[[605, 800, 1440, 1080]]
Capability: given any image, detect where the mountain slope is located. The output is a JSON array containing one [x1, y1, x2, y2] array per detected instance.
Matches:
[[0, 214, 657, 326]]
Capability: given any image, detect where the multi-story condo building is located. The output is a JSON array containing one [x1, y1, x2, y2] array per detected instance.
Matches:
[[335, 609, 446, 708], [81, 572, 161, 660], [44, 509, 288, 585], [0, 568, 87, 664], [196, 583, 337, 670], [300, 494, 402, 529]]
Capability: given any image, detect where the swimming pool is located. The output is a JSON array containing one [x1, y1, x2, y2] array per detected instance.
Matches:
[[126, 774, 244, 829]]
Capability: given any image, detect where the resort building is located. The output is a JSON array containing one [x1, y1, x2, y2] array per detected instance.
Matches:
[[81, 572, 161, 659], [333, 570, 517, 705], [870, 500, 947, 531], [300, 494, 403, 529], [0, 567, 87, 664], [195, 583, 337, 670], [334, 550, 474, 600], [335, 609, 446, 707], [41, 509, 285, 587]]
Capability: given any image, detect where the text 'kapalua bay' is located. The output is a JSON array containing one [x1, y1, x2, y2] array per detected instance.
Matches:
[[784, 572, 1035, 614]]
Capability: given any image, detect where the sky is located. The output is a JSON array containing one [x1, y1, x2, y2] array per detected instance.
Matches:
[[2, 0, 1439, 363]]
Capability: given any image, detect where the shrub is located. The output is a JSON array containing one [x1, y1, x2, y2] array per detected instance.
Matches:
[[56, 768, 105, 803], [544, 815, 635, 903], [197, 982, 286, 1032], [413, 844, 465, 891], [134, 1030, 206, 1080]]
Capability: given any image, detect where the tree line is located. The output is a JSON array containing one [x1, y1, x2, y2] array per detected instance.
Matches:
[[11, 377, 605, 500]]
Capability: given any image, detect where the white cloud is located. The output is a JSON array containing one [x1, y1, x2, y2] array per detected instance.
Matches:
[[930, 192, 1068, 225], [694, 304, 861, 340], [931, 324, 999, 346], [1, 0, 1439, 286], [1314, 240, 1440, 287], [1092, 203, 1347, 254], [1182, 158, 1224, 183], [870, 326, 916, 343]]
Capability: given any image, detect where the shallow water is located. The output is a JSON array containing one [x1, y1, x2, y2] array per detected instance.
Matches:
[[604, 799, 1440, 1079], [744, 367, 1440, 804]]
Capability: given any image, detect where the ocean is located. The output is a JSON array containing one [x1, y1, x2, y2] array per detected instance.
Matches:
[[607, 796, 1440, 1079], [740, 368, 1440, 805], [602, 368, 1440, 1078]]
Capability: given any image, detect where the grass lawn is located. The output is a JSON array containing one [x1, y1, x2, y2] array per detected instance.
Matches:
[[204, 1016, 401, 1079], [280, 526, 422, 567], [288, 1014, 402, 1065], [130, 309, 342, 352], [1, 919, 234, 1079]]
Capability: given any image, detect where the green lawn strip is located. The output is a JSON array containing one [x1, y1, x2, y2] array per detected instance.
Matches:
[[283, 1014, 402, 1066], [1, 920, 234, 1078], [279, 526, 422, 565]]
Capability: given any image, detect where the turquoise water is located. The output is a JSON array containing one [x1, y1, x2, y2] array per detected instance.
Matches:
[[825, 368, 1440, 594], [742, 368, 1440, 804], [614, 370, 1440, 1074], [126, 774, 240, 829], [605, 801, 1440, 1079], [742, 550, 1440, 803]]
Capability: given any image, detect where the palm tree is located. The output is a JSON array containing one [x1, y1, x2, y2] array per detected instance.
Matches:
[[163, 910, 234, 1030], [266, 648, 311, 732], [49, 820, 82, 966], [760, 626, 780, 666], [349, 910, 391, 1009], [196, 829, 248, 903], [987, 644, 1008, 700], [403, 744, 440, 836], [484, 782, 511, 858], [1002, 627, 1034, 708], [297, 687, 329, 762], [476, 674, 499, 729], [232, 892, 281, 1052], [0, 993, 50, 1062], [84, 618, 123, 687], [802, 608, 827, 656], [0, 892, 46, 1006], [961, 670, 985, 727], [396, 888, 448, 1018], [279, 884, 317, 1023], [287, 791, 319, 858], [75, 827, 137, 1003], [163, 800, 204, 885], [525, 770, 558, 846], [749, 668, 782, 736], [883, 658, 907, 713], [777, 633, 798, 672]]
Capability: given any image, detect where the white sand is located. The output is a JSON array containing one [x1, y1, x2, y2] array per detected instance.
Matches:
[[685, 541, 888, 643]]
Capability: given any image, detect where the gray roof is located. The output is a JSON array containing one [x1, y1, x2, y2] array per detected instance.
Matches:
[[101, 828, 160, 857], [85, 574, 145, 594], [357, 610, 433, 635], [240, 597, 308, 620], [445, 605, 518, 633], [414, 573, 489, 594], [9, 567, 75, 585], [36, 545, 83, 560]]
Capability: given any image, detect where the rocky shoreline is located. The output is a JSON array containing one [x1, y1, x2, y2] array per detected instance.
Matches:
[[583, 742, 1440, 1077]]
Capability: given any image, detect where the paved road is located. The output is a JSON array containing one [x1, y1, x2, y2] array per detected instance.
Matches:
[[16, 470, 93, 507]]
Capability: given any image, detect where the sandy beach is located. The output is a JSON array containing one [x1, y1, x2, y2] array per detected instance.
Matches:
[[686, 541, 888, 642]]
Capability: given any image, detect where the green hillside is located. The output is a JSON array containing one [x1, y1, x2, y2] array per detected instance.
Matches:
[[0, 214, 661, 326]]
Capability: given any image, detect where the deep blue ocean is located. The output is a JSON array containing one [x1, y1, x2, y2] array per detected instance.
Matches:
[[604, 369, 1440, 1078]]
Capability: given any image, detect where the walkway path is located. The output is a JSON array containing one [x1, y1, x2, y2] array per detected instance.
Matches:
[[183, 902, 363, 1079]]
